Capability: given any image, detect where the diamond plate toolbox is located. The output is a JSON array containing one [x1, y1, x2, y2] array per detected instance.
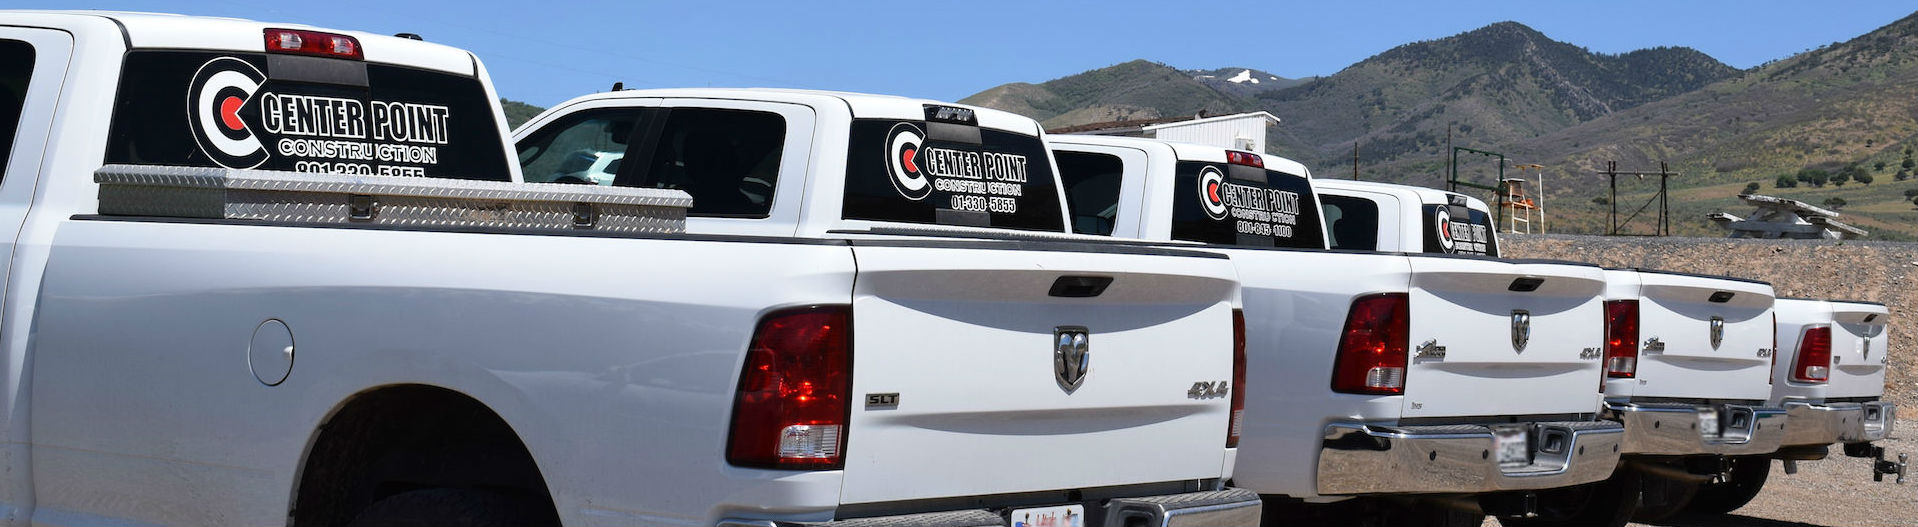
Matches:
[[95, 165, 692, 234]]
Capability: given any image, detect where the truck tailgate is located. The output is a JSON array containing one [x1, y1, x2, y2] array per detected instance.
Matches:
[[1402, 258, 1607, 418], [1621, 271, 1774, 401], [838, 239, 1239, 504], [1826, 302, 1890, 399]]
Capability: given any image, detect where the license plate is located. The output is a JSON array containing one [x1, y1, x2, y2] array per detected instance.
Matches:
[[1493, 426, 1529, 466], [1010, 504, 1085, 527], [1697, 407, 1721, 438]]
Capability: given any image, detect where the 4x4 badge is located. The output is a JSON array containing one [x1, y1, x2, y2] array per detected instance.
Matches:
[[1054, 326, 1090, 393], [1709, 316, 1725, 349], [1511, 310, 1531, 352]]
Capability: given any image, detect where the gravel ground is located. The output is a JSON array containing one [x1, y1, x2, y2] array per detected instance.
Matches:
[[1478, 419, 1918, 527]]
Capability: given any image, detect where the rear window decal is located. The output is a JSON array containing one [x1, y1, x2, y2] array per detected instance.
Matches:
[[1198, 165, 1302, 239], [113, 51, 506, 181], [1425, 196, 1495, 256], [884, 121, 1029, 214]]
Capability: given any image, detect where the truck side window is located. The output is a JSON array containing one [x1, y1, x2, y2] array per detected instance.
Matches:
[[0, 40, 31, 177], [626, 108, 785, 218], [516, 109, 643, 185], [1319, 194, 1379, 251], [1054, 151, 1123, 236]]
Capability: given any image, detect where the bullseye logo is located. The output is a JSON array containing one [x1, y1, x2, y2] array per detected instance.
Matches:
[[1434, 208, 1457, 251], [1198, 166, 1229, 220], [187, 57, 269, 169], [885, 122, 932, 200]]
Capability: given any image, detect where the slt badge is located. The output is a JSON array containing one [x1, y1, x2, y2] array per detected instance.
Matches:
[[1054, 326, 1090, 393], [1709, 316, 1725, 350]]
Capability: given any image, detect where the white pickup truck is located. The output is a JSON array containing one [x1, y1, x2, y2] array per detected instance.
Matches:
[[1045, 135, 1624, 525], [1306, 179, 1794, 526], [0, 11, 1261, 527], [1681, 298, 1903, 515]]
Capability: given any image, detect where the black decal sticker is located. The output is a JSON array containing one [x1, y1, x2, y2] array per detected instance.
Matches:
[[883, 122, 1028, 214], [1196, 164, 1303, 241]]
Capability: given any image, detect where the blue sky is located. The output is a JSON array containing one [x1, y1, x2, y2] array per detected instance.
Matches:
[[20, 1, 1918, 108]]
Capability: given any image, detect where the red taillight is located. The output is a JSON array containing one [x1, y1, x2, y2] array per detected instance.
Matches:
[[1332, 294, 1408, 395], [726, 306, 852, 469], [1792, 326, 1832, 383], [1228, 309, 1247, 448], [1603, 300, 1639, 378], [264, 28, 364, 60], [1226, 150, 1264, 168]]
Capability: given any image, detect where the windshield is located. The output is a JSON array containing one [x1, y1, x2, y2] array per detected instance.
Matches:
[[105, 51, 510, 181]]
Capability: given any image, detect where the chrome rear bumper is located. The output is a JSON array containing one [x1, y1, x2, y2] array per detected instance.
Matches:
[[717, 488, 1262, 527], [1843, 401, 1896, 443], [1316, 420, 1624, 495], [1604, 401, 1786, 455], [1782, 401, 1864, 446]]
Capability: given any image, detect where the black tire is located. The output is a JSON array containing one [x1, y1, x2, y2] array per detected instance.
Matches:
[[1496, 475, 1636, 527], [1683, 455, 1770, 516], [348, 488, 555, 527], [1628, 466, 1701, 523]]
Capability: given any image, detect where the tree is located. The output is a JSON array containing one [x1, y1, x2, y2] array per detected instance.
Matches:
[[1876, 161, 1888, 172], [1822, 197, 1847, 210], [1899, 169, 1912, 181], [1831, 172, 1849, 186], [1798, 168, 1830, 187], [1905, 157, 1916, 170], [1742, 182, 1761, 195], [1775, 175, 1798, 188], [1591, 196, 1610, 206], [1856, 172, 1873, 185], [1904, 188, 1918, 199]]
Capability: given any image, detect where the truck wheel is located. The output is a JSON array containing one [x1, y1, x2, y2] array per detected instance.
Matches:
[[1496, 475, 1635, 527], [1682, 455, 1769, 515], [347, 488, 553, 527]]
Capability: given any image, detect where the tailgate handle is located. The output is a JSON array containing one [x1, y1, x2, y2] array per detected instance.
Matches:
[[1708, 291, 1735, 303], [1049, 276, 1114, 298], [1508, 277, 1544, 292]]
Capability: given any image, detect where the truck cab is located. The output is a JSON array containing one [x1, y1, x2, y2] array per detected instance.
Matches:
[[1313, 179, 1499, 257]]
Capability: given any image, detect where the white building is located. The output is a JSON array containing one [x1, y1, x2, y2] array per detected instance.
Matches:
[[1141, 111, 1281, 154]]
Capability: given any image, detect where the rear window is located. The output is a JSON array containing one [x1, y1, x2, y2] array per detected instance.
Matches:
[[105, 51, 510, 181], [1054, 150, 1124, 236], [1420, 194, 1498, 256], [1321, 194, 1379, 251], [0, 39, 31, 176], [1170, 161, 1325, 249], [841, 107, 1064, 232]]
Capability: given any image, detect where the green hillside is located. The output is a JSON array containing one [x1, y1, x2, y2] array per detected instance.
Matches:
[[960, 12, 1918, 239]]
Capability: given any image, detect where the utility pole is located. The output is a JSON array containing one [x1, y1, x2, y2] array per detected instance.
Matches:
[[1352, 143, 1360, 181]]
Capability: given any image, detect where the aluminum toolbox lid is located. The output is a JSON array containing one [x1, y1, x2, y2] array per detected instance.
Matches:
[[95, 164, 692, 234]]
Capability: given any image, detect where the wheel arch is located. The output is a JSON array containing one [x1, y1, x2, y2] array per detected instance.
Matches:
[[288, 383, 558, 526]]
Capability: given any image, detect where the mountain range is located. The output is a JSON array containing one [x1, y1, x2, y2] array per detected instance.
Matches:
[[960, 12, 1918, 239]]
